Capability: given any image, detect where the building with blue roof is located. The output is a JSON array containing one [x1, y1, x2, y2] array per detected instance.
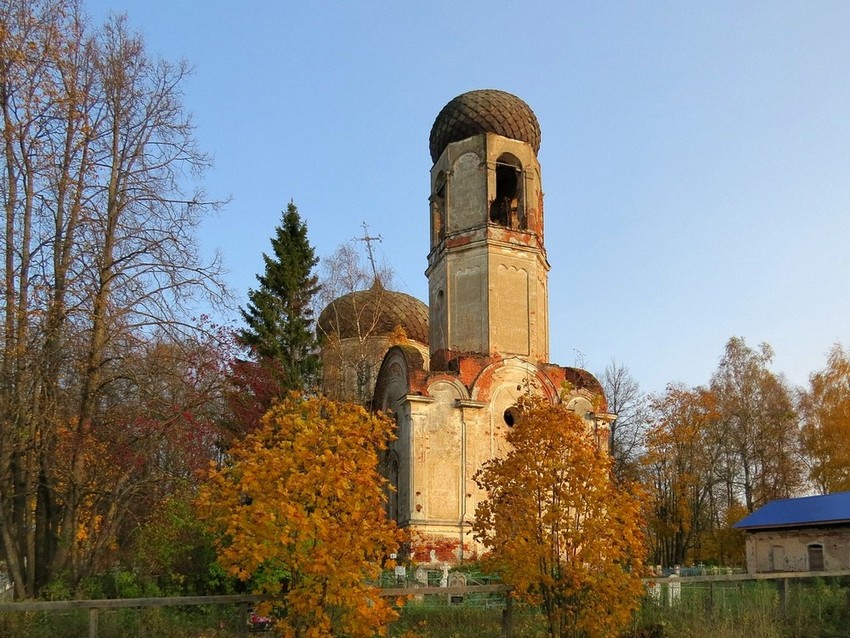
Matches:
[[734, 491, 850, 574]]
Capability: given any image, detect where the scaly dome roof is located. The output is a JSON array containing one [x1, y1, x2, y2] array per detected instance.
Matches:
[[317, 281, 429, 345], [429, 89, 541, 163]]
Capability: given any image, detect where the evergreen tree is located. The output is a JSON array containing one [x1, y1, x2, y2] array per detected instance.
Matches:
[[240, 202, 321, 391]]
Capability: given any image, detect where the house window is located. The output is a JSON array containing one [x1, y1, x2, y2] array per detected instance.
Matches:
[[808, 543, 824, 571]]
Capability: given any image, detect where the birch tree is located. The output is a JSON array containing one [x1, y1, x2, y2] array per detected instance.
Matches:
[[600, 360, 648, 483], [800, 343, 850, 493], [0, 0, 227, 596], [710, 337, 802, 512]]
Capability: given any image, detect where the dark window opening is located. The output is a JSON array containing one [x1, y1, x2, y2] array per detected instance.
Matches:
[[504, 407, 519, 427], [388, 457, 399, 522], [432, 173, 446, 242], [808, 544, 824, 571], [490, 156, 525, 229]]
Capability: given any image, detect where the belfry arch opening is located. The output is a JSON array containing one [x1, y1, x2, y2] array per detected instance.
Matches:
[[490, 153, 525, 229], [431, 171, 447, 243]]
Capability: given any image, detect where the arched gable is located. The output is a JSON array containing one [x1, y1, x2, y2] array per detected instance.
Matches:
[[469, 356, 560, 405], [371, 344, 428, 412], [424, 375, 470, 403]]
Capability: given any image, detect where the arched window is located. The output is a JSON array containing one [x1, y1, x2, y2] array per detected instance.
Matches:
[[432, 171, 447, 242], [490, 154, 524, 229]]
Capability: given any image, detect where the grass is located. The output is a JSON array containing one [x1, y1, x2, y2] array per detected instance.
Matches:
[[630, 577, 850, 638], [390, 577, 850, 638], [0, 605, 240, 637], [390, 600, 546, 638], [1, 578, 848, 637]]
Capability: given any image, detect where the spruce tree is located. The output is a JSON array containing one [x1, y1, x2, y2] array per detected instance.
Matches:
[[240, 201, 321, 391]]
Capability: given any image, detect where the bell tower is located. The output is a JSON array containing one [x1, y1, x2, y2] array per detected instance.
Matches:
[[426, 90, 550, 369]]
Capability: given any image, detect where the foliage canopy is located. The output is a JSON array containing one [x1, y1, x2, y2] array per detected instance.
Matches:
[[197, 394, 402, 638], [801, 343, 850, 493], [473, 396, 646, 638], [0, 0, 227, 597]]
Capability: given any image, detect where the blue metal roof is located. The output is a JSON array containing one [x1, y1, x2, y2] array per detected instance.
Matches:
[[734, 491, 850, 530]]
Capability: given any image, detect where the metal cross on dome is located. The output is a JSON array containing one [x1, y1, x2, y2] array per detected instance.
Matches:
[[355, 221, 382, 283]]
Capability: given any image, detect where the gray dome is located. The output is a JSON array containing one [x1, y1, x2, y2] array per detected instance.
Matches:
[[318, 281, 429, 345], [429, 89, 541, 163]]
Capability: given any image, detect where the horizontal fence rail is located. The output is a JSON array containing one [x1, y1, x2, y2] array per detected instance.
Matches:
[[641, 569, 850, 614], [0, 584, 514, 638], [642, 569, 850, 584], [2, 574, 848, 638]]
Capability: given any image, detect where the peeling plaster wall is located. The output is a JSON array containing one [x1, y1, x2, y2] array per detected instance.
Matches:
[[450, 151, 486, 232], [493, 263, 530, 356], [427, 133, 548, 364], [744, 527, 850, 573], [428, 261, 447, 356], [451, 263, 487, 353]]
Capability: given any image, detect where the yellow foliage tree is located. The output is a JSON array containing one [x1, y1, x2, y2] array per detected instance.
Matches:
[[642, 385, 721, 567], [197, 394, 403, 638], [473, 396, 646, 638], [801, 343, 850, 493]]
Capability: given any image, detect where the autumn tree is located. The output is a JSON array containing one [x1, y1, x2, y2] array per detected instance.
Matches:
[[600, 360, 648, 483], [642, 385, 725, 566], [0, 0, 227, 597], [223, 356, 290, 438], [639, 337, 802, 568], [473, 396, 646, 638], [197, 394, 403, 638], [800, 343, 850, 493], [240, 202, 321, 392], [710, 337, 802, 512]]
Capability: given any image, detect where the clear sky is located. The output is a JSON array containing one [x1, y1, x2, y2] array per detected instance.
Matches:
[[84, 1, 850, 396]]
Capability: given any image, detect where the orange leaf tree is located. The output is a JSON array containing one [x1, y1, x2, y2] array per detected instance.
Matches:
[[197, 394, 403, 638], [642, 384, 721, 567], [801, 343, 850, 493], [473, 396, 646, 638]]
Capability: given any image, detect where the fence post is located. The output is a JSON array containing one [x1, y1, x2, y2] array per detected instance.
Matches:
[[777, 578, 788, 614], [706, 580, 715, 614], [88, 607, 98, 638], [667, 573, 681, 607], [501, 591, 513, 638], [237, 601, 249, 638]]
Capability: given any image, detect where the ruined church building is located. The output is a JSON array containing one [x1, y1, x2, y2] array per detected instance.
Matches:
[[319, 90, 612, 562]]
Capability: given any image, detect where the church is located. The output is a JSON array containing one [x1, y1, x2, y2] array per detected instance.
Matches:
[[318, 89, 613, 563]]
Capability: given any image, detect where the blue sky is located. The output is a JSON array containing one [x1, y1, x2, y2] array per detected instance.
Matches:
[[85, 1, 850, 395]]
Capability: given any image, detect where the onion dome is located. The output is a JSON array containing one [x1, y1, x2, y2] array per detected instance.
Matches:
[[317, 281, 429, 345], [429, 89, 541, 163]]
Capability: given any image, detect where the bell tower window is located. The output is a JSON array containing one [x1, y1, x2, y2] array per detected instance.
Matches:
[[490, 154, 524, 229], [432, 171, 447, 243]]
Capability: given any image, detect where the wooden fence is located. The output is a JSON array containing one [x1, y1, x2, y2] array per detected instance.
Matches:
[[642, 569, 850, 612], [0, 584, 513, 638], [2, 572, 848, 638]]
